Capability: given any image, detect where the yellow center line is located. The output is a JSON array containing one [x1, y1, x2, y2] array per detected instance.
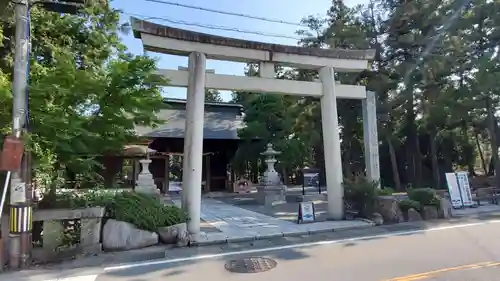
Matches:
[[383, 261, 500, 281]]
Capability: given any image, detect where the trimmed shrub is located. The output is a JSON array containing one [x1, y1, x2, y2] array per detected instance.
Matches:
[[407, 188, 441, 208], [37, 190, 188, 232], [398, 199, 421, 213], [38, 189, 117, 210], [376, 187, 395, 196], [111, 192, 188, 232], [343, 177, 379, 218]]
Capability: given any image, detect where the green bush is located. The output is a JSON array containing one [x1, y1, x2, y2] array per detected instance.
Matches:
[[398, 199, 421, 213], [37, 190, 188, 232], [112, 192, 188, 232], [407, 188, 441, 208], [428, 196, 441, 209], [376, 187, 395, 196], [38, 189, 117, 210], [407, 188, 436, 205], [343, 177, 379, 218]]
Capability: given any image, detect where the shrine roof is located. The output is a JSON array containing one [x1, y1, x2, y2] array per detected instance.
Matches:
[[134, 98, 244, 140]]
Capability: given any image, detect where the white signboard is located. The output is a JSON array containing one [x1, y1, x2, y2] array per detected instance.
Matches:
[[168, 181, 182, 192], [10, 179, 26, 204], [298, 202, 315, 223], [455, 172, 474, 207], [303, 173, 319, 187], [445, 173, 464, 208]]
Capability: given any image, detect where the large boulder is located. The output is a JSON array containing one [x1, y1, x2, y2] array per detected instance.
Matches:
[[176, 223, 190, 247], [102, 219, 159, 251], [371, 212, 384, 226], [158, 223, 189, 246], [376, 196, 404, 224], [422, 206, 439, 220], [407, 208, 422, 222], [438, 198, 452, 219], [158, 225, 178, 244]]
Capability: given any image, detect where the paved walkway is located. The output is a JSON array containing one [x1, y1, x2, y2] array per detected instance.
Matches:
[[452, 203, 500, 216], [172, 198, 374, 245]]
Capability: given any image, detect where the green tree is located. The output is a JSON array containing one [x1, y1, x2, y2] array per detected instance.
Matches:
[[232, 92, 307, 184], [0, 1, 164, 187], [230, 65, 308, 183], [205, 89, 223, 102]]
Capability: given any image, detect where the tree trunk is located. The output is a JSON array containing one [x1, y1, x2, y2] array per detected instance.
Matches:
[[387, 136, 402, 190], [486, 98, 500, 188], [282, 166, 290, 185], [342, 145, 352, 180], [314, 141, 326, 187], [429, 129, 440, 189], [252, 160, 259, 183], [415, 136, 424, 187], [475, 131, 488, 174], [405, 95, 421, 188], [442, 138, 454, 174]]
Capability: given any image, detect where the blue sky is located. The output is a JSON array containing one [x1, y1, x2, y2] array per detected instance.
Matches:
[[111, 0, 367, 101]]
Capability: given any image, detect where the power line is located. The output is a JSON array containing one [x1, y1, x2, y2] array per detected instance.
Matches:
[[143, 0, 307, 27], [122, 12, 303, 40]]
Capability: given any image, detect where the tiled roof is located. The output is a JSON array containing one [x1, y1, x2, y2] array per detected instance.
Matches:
[[135, 99, 244, 140]]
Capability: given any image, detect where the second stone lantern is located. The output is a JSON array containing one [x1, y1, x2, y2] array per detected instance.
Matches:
[[256, 143, 287, 207]]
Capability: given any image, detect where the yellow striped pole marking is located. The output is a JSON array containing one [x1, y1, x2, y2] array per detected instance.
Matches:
[[9, 205, 32, 234]]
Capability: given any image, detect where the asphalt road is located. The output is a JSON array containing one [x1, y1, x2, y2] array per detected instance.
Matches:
[[94, 219, 500, 281]]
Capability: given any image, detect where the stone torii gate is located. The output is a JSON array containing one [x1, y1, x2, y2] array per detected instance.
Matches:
[[131, 17, 380, 240]]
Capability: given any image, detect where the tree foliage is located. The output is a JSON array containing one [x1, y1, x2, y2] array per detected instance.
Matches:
[[231, 0, 500, 190], [0, 1, 164, 187], [205, 89, 223, 102]]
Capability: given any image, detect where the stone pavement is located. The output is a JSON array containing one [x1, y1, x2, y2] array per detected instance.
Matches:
[[452, 203, 500, 216], [172, 198, 374, 245], [215, 192, 332, 222]]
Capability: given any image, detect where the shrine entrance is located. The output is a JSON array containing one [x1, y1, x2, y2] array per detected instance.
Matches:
[[131, 17, 380, 239], [135, 98, 243, 194]]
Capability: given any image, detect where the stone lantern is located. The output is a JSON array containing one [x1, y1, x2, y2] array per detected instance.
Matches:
[[256, 143, 287, 207], [124, 144, 159, 195]]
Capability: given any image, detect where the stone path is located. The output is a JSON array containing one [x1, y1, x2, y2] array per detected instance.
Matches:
[[452, 203, 500, 216], [172, 198, 374, 245]]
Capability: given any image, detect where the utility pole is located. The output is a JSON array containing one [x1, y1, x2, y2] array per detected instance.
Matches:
[[9, 0, 31, 269], [0, 0, 86, 269]]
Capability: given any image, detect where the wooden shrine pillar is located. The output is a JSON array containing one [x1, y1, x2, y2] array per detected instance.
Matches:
[[205, 154, 211, 192], [131, 159, 137, 189], [163, 154, 170, 194]]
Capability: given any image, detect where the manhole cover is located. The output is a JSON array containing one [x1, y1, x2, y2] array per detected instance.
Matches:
[[224, 257, 277, 273]]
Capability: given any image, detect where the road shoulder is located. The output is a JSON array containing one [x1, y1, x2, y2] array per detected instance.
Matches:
[[4, 212, 500, 281]]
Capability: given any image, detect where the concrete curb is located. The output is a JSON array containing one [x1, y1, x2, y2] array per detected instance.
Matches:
[[191, 219, 375, 246], [9, 215, 497, 275]]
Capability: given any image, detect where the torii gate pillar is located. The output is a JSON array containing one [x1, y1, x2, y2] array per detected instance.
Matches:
[[181, 52, 206, 239], [319, 67, 344, 219]]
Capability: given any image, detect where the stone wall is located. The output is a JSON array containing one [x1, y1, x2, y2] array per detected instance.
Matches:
[[376, 196, 404, 224], [1, 207, 105, 264], [375, 195, 452, 224]]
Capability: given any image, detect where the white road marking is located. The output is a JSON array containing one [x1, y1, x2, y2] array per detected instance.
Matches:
[[45, 275, 99, 281], [104, 219, 500, 271]]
